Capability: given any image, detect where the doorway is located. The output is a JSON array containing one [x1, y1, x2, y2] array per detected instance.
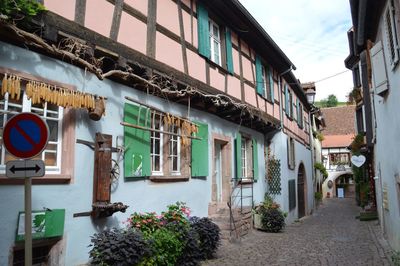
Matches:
[[297, 163, 306, 218], [211, 134, 231, 204]]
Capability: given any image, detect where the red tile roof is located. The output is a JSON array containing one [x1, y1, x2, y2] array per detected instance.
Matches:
[[323, 134, 354, 148], [321, 105, 355, 136]]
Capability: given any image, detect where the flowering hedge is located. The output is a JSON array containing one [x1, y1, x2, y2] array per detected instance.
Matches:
[[89, 202, 220, 266]]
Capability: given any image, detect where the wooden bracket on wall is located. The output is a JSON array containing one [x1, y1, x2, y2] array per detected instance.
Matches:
[[74, 134, 128, 218]]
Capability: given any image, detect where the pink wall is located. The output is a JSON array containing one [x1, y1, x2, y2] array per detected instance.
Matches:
[[231, 31, 239, 47], [244, 84, 257, 107], [85, 0, 114, 37], [241, 57, 254, 82], [241, 41, 250, 58], [187, 50, 206, 83], [227, 76, 241, 100], [232, 48, 240, 76], [210, 68, 225, 92], [157, 0, 180, 35], [124, 0, 148, 15], [118, 12, 147, 54], [274, 103, 280, 119], [266, 102, 273, 116], [156, 32, 184, 72], [257, 96, 266, 112], [44, 0, 75, 21]]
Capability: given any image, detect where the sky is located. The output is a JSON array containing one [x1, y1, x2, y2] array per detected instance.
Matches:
[[239, 0, 353, 102]]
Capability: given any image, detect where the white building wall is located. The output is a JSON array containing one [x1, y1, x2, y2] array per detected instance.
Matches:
[[270, 132, 313, 224], [0, 41, 269, 265], [370, 2, 400, 251]]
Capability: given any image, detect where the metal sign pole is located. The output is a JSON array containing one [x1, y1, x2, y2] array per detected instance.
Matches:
[[24, 177, 32, 266]]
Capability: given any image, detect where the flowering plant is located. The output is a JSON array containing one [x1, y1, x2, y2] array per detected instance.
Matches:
[[128, 212, 163, 235]]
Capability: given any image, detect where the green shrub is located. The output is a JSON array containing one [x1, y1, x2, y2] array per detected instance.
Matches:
[[314, 191, 323, 201], [392, 251, 400, 266], [89, 228, 151, 266], [260, 208, 286, 233], [314, 162, 328, 179], [145, 228, 184, 266], [190, 216, 221, 259]]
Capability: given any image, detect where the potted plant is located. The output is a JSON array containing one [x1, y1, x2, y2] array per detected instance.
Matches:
[[253, 194, 286, 232]]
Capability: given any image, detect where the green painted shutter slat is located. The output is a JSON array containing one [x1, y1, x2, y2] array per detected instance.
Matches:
[[191, 122, 209, 177], [235, 134, 242, 180], [124, 103, 151, 179], [197, 3, 210, 58], [252, 138, 258, 181], [269, 67, 274, 102], [255, 55, 264, 96], [285, 85, 289, 116], [225, 28, 234, 74]]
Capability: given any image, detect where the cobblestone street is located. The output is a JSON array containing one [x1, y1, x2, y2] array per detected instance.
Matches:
[[204, 198, 393, 266]]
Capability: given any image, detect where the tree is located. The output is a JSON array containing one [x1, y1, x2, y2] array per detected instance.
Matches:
[[318, 94, 338, 108], [326, 94, 338, 107]]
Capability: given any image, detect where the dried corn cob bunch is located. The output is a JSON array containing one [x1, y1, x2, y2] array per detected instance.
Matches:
[[25, 80, 97, 110], [1, 74, 21, 100]]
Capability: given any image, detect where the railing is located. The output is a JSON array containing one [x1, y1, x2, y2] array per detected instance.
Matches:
[[227, 178, 254, 239]]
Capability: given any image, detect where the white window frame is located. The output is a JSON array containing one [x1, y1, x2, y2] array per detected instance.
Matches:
[[241, 138, 247, 178], [0, 91, 63, 174], [384, 0, 400, 69], [209, 19, 222, 66], [150, 112, 163, 176], [169, 124, 181, 175]]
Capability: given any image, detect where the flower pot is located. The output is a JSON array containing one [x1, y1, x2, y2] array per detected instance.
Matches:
[[253, 213, 263, 230]]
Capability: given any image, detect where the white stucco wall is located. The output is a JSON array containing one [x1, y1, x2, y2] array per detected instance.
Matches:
[[269, 132, 313, 224], [370, 3, 400, 251], [0, 42, 274, 264]]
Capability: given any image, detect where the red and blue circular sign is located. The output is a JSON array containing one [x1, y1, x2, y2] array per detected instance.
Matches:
[[3, 112, 49, 159]]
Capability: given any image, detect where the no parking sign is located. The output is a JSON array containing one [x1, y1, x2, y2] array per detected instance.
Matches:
[[3, 112, 49, 159]]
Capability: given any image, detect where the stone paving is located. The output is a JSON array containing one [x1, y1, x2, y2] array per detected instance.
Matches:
[[203, 198, 393, 266]]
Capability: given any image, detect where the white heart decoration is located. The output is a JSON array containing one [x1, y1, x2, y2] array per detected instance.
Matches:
[[351, 155, 366, 167]]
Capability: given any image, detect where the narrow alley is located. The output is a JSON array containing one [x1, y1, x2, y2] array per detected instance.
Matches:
[[204, 199, 392, 266]]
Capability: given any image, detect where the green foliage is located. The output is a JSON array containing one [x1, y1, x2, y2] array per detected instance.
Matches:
[[144, 228, 184, 266], [351, 134, 365, 154], [314, 191, 323, 201], [189, 217, 221, 259], [254, 194, 286, 232], [89, 228, 152, 266], [121, 202, 219, 265], [314, 162, 328, 179], [0, 0, 45, 20], [392, 251, 400, 266], [317, 94, 339, 108]]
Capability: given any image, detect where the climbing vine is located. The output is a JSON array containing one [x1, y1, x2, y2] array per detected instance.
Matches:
[[0, 0, 45, 21]]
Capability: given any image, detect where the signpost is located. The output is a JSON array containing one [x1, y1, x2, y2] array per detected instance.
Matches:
[[3, 113, 49, 266]]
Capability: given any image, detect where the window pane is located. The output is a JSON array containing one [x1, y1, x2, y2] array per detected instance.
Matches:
[[47, 120, 58, 142], [173, 158, 178, 171], [44, 152, 57, 166]]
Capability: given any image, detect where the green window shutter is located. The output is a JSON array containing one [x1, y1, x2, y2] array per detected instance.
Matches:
[[197, 2, 210, 58], [269, 66, 274, 102], [191, 122, 209, 177], [252, 138, 258, 181], [124, 103, 151, 179], [225, 28, 234, 74], [235, 134, 242, 180], [255, 55, 264, 96], [285, 85, 289, 116]]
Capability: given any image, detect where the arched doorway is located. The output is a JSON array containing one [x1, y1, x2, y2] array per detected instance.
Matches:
[[297, 163, 306, 218]]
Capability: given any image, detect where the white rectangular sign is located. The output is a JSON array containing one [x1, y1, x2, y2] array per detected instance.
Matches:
[[6, 160, 45, 178]]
